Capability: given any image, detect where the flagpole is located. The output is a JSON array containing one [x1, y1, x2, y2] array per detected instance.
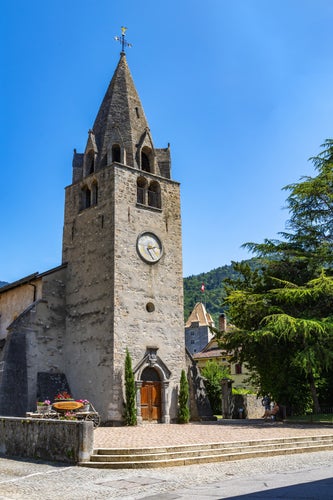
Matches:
[[201, 282, 206, 309]]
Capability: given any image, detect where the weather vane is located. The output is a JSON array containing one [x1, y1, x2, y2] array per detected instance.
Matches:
[[114, 26, 133, 53]]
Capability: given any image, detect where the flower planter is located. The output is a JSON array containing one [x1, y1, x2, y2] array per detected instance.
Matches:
[[37, 405, 51, 414], [53, 401, 83, 412]]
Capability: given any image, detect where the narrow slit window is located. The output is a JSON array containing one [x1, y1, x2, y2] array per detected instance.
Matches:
[[91, 182, 98, 206]]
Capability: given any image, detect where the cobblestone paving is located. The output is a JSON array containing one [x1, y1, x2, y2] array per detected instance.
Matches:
[[93, 419, 333, 448]]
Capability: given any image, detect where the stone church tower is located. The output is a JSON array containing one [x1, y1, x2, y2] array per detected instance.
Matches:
[[62, 50, 185, 424], [0, 47, 185, 424]]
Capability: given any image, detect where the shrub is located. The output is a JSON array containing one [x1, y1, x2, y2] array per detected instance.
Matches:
[[201, 360, 231, 414], [124, 348, 137, 426], [178, 369, 190, 423]]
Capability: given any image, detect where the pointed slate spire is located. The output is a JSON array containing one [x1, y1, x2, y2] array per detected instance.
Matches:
[[72, 50, 171, 183], [92, 53, 153, 171]]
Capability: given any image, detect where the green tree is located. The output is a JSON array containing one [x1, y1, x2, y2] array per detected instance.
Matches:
[[283, 140, 333, 265], [222, 270, 333, 413], [219, 141, 333, 414], [245, 139, 333, 274], [200, 360, 230, 414], [123, 348, 137, 426], [178, 369, 190, 423]]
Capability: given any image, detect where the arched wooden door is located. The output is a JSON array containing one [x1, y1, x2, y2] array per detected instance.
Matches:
[[140, 367, 161, 422]]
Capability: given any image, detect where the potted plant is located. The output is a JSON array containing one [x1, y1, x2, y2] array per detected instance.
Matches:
[[76, 399, 90, 411], [54, 391, 73, 401], [36, 399, 51, 414], [62, 411, 77, 420]]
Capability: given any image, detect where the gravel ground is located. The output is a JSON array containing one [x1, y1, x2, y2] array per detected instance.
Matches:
[[0, 450, 332, 499]]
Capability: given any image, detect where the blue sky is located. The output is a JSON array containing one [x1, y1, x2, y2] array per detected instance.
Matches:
[[1, 1, 333, 283]]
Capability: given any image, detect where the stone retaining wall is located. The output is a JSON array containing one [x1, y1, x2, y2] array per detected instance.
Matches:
[[231, 394, 263, 419], [0, 417, 94, 463]]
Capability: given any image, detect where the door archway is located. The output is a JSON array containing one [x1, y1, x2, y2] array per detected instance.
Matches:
[[140, 367, 161, 422], [134, 348, 171, 423]]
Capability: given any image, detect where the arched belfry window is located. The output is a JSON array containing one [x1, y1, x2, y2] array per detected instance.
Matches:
[[141, 152, 150, 172], [141, 146, 153, 173], [137, 177, 147, 205], [86, 150, 95, 175], [148, 181, 161, 209], [112, 144, 121, 163]]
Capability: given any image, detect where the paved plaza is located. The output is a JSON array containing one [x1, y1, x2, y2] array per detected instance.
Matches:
[[93, 418, 333, 448], [1, 420, 333, 499]]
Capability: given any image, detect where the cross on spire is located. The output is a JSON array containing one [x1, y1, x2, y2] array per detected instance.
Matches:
[[114, 26, 133, 54]]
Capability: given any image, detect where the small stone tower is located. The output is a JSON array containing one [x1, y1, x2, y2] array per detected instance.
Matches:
[[62, 50, 185, 423], [185, 302, 214, 355]]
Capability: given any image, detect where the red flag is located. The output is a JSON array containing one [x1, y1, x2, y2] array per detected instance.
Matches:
[[201, 283, 205, 292]]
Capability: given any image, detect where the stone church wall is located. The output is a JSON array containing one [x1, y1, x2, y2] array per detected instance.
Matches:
[[62, 168, 117, 421], [111, 164, 185, 423], [0, 267, 66, 416], [0, 276, 42, 340]]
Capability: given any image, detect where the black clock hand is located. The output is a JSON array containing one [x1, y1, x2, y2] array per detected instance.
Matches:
[[147, 247, 155, 259]]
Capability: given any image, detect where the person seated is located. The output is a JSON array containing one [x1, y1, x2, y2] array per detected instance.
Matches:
[[263, 402, 279, 420]]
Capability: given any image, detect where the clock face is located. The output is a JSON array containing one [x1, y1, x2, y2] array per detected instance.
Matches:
[[137, 232, 163, 263]]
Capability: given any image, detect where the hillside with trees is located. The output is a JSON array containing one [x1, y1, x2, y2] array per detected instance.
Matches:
[[183, 265, 234, 324], [183, 259, 260, 324]]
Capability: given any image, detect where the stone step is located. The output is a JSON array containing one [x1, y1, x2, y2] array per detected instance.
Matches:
[[90, 436, 333, 462], [79, 435, 333, 469], [94, 434, 333, 455]]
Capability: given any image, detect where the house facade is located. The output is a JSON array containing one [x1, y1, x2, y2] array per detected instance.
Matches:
[[189, 308, 250, 389]]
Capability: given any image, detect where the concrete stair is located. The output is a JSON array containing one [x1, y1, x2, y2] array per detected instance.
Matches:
[[79, 434, 333, 468]]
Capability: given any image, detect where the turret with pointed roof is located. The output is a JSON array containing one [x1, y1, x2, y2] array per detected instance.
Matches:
[[185, 303, 214, 355], [185, 302, 215, 329]]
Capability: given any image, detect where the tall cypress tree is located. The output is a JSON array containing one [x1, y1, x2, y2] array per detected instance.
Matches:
[[178, 369, 190, 423], [124, 348, 137, 426]]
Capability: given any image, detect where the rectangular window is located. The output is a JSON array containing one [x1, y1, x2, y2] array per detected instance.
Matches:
[[137, 187, 145, 204]]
